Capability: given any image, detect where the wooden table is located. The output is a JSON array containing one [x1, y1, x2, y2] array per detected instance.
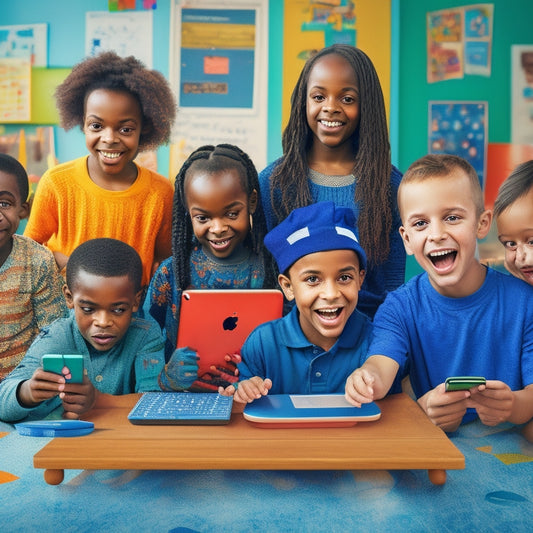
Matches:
[[33, 393, 464, 486]]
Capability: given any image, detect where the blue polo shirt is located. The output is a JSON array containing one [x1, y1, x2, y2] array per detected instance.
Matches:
[[238, 305, 372, 394]]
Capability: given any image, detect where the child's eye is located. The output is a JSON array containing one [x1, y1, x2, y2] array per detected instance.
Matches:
[[310, 93, 325, 102], [193, 215, 209, 223], [0, 200, 12, 209], [341, 95, 357, 104], [527, 238, 533, 247], [81, 306, 94, 314], [446, 215, 460, 222], [112, 308, 126, 315], [87, 122, 102, 131], [226, 211, 239, 219], [412, 220, 427, 229], [120, 126, 134, 135], [503, 241, 517, 251], [305, 275, 320, 284], [338, 274, 354, 283]]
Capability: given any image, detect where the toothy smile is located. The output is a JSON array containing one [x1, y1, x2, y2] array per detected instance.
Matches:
[[100, 151, 121, 159], [320, 120, 343, 127], [316, 308, 342, 319], [428, 249, 457, 267]]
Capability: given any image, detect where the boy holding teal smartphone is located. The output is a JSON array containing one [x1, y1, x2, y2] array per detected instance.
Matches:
[[0, 239, 165, 422]]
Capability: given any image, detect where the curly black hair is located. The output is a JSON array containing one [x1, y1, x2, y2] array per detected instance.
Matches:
[[55, 51, 176, 151], [270, 44, 393, 265], [66, 238, 143, 293], [172, 144, 277, 290]]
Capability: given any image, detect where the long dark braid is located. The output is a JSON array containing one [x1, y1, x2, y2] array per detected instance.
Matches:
[[271, 44, 392, 265], [172, 144, 277, 290]]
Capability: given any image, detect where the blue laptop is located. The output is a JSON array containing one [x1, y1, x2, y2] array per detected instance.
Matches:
[[243, 394, 381, 428]]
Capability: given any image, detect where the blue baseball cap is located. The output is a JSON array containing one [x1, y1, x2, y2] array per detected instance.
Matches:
[[264, 201, 367, 273]]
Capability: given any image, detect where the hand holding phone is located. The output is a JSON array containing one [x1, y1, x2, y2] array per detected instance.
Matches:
[[41, 354, 84, 384], [445, 376, 486, 391]]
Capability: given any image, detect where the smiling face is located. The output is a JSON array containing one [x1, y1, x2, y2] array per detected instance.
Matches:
[[63, 270, 141, 352], [306, 53, 360, 154], [0, 170, 29, 266], [185, 168, 257, 259], [496, 187, 533, 285], [84, 88, 143, 189], [399, 170, 492, 298], [278, 249, 365, 352]]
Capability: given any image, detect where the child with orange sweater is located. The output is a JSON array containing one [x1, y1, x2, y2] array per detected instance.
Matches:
[[24, 52, 176, 291]]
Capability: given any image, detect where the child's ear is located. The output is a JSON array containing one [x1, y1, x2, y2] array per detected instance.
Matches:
[[62, 285, 74, 309], [18, 200, 30, 220], [476, 209, 493, 239], [399, 226, 415, 255], [132, 289, 143, 312], [278, 273, 295, 301], [248, 189, 258, 215]]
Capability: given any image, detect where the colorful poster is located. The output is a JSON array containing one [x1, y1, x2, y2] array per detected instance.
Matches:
[[428, 101, 488, 189], [427, 4, 493, 82], [170, 0, 268, 173], [282, 1, 391, 128], [0, 23, 48, 67], [178, 8, 256, 109], [427, 8, 464, 83], [0, 58, 31, 122], [464, 4, 493, 76], [511, 45, 533, 145], [85, 11, 153, 67]]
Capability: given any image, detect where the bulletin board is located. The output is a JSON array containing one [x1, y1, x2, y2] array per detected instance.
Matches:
[[169, 0, 269, 175]]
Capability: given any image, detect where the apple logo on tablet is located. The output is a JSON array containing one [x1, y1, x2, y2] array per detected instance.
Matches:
[[223, 314, 238, 331]]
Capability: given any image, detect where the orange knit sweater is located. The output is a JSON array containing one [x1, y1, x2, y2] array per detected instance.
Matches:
[[24, 156, 173, 288]]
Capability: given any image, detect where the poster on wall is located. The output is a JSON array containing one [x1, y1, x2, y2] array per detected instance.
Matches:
[[85, 11, 153, 67], [428, 101, 488, 189], [0, 23, 48, 67], [511, 44, 533, 145], [427, 4, 493, 83], [0, 58, 31, 122], [170, 0, 268, 175], [282, 0, 391, 128]]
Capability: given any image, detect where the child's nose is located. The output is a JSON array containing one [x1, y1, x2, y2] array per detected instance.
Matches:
[[210, 219, 227, 234], [321, 280, 340, 299], [428, 221, 446, 241], [93, 311, 112, 327], [101, 127, 117, 144]]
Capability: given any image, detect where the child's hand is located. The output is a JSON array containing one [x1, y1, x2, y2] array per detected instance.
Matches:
[[467, 380, 514, 426], [17, 368, 67, 408], [159, 347, 199, 391], [418, 383, 470, 432], [59, 375, 98, 419], [345, 368, 376, 407], [220, 377, 272, 403]]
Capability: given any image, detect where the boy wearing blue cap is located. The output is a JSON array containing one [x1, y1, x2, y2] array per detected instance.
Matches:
[[220, 201, 371, 404]]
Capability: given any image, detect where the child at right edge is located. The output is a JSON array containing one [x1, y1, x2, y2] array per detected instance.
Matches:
[[345, 154, 533, 439]]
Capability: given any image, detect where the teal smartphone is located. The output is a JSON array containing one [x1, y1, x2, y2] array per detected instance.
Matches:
[[41, 354, 84, 383], [445, 376, 486, 391]]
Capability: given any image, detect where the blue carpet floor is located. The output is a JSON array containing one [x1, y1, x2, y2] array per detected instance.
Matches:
[[1, 418, 532, 532]]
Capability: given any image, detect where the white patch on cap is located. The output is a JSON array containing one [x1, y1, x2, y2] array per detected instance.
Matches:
[[335, 226, 358, 242], [287, 227, 310, 245]]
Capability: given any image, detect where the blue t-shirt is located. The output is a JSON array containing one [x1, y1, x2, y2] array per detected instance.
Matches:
[[370, 267, 533, 422], [239, 305, 372, 394]]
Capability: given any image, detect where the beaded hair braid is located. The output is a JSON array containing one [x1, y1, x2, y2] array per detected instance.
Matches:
[[172, 144, 276, 290], [270, 44, 393, 265]]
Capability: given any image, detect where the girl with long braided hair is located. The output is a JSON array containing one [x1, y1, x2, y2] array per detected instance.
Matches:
[[259, 44, 405, 319], [145, 144, 276, 391]]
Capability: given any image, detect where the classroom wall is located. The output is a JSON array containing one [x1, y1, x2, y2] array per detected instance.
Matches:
[[398, 0, 533, 278]]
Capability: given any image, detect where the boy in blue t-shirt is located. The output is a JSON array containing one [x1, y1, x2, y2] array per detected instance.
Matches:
[[220, 201, 372, 403], [0, 238, 165, 422], [345, 154, 533, 435]]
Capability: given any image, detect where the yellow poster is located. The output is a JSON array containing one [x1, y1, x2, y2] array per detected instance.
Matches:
[[282, 0, 391, 128]]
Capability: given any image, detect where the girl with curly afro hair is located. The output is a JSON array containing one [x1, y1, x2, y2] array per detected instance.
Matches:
[[25, 52, 177, 293]]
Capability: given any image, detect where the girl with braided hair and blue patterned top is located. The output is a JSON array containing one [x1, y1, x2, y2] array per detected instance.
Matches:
[[145, 144, 277, 391]]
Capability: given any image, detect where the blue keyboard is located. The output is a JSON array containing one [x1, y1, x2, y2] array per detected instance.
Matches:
[[128, 392, 233, 425]]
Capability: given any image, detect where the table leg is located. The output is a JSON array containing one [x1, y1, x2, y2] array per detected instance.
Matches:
[[427, 469, 446, 485], [44, 468, 64, 485]]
